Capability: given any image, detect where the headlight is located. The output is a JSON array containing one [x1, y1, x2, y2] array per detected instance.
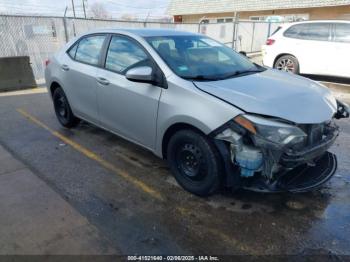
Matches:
[[234, 114, 306, 146]]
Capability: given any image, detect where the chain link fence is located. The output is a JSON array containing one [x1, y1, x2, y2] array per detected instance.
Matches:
[[0, 14, 280, 83]]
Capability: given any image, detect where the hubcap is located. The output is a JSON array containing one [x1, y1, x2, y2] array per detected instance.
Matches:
[[176, 143, 206, 181], [276, 58, 295, 72]]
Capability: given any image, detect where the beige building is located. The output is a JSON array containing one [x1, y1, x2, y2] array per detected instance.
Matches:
[[168, 0, 350, 23]]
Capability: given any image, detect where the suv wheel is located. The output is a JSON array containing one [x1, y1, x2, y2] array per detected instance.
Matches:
[[53, 87, 79, 128], [274, 55, 299, 74], [167, 129, 222, 196]]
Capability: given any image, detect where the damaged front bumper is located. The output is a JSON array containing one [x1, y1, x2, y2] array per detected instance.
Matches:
[[213, 114, 342, 193], [281, 126, 338, 166]]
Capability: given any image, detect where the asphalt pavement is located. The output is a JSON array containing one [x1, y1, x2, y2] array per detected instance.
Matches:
[[0, 86, 349, 256]]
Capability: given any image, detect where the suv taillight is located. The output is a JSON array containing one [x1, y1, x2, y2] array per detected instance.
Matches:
[[45, 59, 50, 67], [266, 39, 275, 45]]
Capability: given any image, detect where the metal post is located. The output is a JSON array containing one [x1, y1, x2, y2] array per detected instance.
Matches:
[[144, 10, 150, 28], [250, 22, 256, 52], [232, 12, 239, 49], [63, 6, 69, 42], [82, 0, 87, 19], [267, 22, 271, 37], [198, 16, 206, 33], [71, 0, 76, 18]]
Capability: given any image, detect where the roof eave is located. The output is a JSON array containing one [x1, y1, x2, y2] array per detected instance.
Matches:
[[167, 3, 350, 16]]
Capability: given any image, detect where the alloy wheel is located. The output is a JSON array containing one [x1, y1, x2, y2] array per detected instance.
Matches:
[[276, 58, 295, 72]]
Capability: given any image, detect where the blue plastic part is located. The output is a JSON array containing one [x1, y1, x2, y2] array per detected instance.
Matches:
[[236, 151, 263, 178], [240, 168, 256, 177]]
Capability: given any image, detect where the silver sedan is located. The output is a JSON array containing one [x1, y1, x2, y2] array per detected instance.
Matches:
[[45, 29, 349, 196]]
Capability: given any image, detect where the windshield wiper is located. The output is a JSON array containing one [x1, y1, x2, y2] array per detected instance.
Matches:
[[219, 68, 265, 80], [182, 75, 219, 81], [182, 68, 265, 81]]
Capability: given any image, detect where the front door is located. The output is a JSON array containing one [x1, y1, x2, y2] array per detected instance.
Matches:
[[329, 23, 350, 78], [96, 35, 162, 150]]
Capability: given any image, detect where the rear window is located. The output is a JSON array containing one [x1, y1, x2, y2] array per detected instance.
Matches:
[[284, 23, 331, 41], [334, 23, 350, 43]]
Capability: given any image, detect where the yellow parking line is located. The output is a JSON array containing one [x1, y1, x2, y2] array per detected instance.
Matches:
[[16, 108, 164, 201], [0, 88, 47, 97]]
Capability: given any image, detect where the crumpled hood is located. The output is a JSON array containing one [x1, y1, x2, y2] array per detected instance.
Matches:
[[194, 69, 337, 124]]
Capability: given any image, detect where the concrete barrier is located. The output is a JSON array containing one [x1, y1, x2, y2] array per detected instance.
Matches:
[[0, 56, 36, 92]]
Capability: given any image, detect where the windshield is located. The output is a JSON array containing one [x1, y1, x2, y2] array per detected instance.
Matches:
[[145, 35, 264, 81]]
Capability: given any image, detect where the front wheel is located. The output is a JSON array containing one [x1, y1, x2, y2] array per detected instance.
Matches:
[[53, 87, 79, 128], [167, 130, 223, 196], [274, 55, 299, 74]]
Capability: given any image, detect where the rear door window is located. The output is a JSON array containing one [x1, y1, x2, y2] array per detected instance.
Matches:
[[75, 35, 106, 66], [334, 23, 350, 43], [284, 23, 331, 41], [303, 23, 331, 41]]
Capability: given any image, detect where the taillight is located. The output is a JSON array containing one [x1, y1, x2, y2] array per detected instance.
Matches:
[[266, 39, 275, 45], [45, 59, 50, 67]]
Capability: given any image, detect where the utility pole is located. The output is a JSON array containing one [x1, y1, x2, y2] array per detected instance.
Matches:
[[71, 0, 76, 18], [82, 0, 87, 19]]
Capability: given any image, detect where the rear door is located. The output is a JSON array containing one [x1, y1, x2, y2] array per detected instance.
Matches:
[[283, 23, 332, 75], [95, 34, 162, 149], [62, 34, 107, 123], [330, 23, 350, 78]]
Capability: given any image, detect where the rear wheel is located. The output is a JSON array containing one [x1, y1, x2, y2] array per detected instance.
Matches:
[[167, 129, 222, 196], [274, 55, 299, 74], [53, 87, 79, 128]]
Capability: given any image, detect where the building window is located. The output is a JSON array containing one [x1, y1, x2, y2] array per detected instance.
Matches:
[[249, 14, 309, 22], [250, 16, 264, 21], [216, 17, 234, 23]]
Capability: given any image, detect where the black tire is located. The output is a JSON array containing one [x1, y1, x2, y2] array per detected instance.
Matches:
[[274, 55, 299, 74], [52, 87, 79, 128], [167, 129, 223, 196]]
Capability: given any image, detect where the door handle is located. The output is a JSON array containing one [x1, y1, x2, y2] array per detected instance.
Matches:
[[96, 77, 110, 85], [61, 64, 70, 71]]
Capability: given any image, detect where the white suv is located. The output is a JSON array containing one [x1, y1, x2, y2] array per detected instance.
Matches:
[[262, 20, 350, 78]]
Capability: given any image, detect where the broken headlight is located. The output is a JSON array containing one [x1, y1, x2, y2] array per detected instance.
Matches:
[[234, 114, 307, 146]]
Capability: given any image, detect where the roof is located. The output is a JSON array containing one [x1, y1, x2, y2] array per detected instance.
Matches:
[[87, 28, 197, 37], [167, 0, 350, 15]]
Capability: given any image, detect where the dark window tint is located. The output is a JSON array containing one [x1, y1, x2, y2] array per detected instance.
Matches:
[[75, 35, 106, 65], [284, 24, 306, 38], [303, 23, 330, 41], [284, 23, 330, 41], [68, 44, 78, 58], [334, 23, 350, 43], [105, 36, 149, 73]]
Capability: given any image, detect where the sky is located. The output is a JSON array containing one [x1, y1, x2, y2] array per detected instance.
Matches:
[[0, 0, 170, 19]]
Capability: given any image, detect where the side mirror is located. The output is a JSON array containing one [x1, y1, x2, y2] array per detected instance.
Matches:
[[239, 51, 247, 57], [126, 66, 154, 83]]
